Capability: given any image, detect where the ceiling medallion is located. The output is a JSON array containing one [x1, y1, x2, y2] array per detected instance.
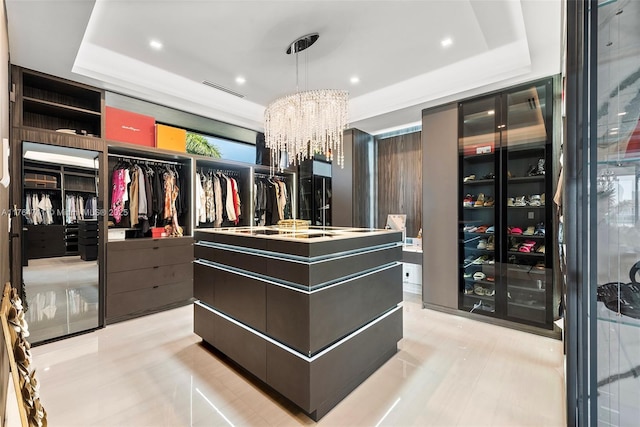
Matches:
[[264, 33, 348, 169]]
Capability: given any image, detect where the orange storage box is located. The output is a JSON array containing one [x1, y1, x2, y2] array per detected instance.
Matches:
[[156, 124, 187, 152]]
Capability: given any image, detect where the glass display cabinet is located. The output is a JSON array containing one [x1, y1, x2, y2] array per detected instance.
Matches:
[[458, 78, 555, 330], [298, 159, 332, 226]]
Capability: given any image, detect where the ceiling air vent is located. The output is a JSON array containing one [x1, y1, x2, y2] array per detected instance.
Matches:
[[202, 80, 245, 98]]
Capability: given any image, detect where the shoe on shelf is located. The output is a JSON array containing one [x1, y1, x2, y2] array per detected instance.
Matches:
[[474, 285, 486, 295], [463, 194, 475, 207], [486, 236, 495, 251], [537, 245, 546, 254], [463, 224, 478, 232], [474, 193, 485, 207], [541, 193, 546, 205], [475, 225, 488, 233], [483, 196, 495, 207], [465, 284, 474, 294], [464, 174, 476, 182], [523, 226, 535, 236], [473, 271, 486, 281], [508, 170, 515, 178], [483, 172, 495, 179], [507, 197, 515, 207], [514, 196, 528, 207], [473, 255, 488, 264], [529, 194, 541, 207], [534, 223, 545, 236], [509, 226, 523, 235], [477, 239, 488, 249], [486, 225, 495, 233], [485, 288, 495, 296], [536, 158, 546, 175], [518, 240, 537, 253]]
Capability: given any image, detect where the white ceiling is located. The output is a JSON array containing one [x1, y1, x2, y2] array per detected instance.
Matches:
[[6, 0, 563, 135]]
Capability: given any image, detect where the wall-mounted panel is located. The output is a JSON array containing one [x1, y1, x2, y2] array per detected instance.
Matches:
[[377, 132, 422, 237]]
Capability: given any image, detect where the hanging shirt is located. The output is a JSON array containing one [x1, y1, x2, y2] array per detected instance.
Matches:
[[195, 172, 205, 225], [205, 175, 215, 223], [214, 175, 224, 227], [111, 168, 127, 224], [224, 175, 237, 222], [231, 178, 241, 225], [137, 166, 148, 220]]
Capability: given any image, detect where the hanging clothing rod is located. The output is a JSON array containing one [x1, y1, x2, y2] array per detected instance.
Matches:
[[197, 167, 239, 176], [255, 172, 286, 179], [108, 153, 181, 166]]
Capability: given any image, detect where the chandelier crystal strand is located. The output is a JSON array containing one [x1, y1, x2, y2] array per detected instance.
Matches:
[[264, 89, 348, 170]]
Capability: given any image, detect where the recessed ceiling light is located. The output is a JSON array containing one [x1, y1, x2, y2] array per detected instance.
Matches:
[[610, 127, 619, 131], [235, 76, 246, 85], [441, 37, 453, 48], [618, 112, 627, 116], [149, 40, 163, 50], [610, 131, 618, 135], [487, 110, 495, 115], [350, 76, 360, 84]]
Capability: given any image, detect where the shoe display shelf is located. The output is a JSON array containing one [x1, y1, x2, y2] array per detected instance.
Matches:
[[458, 77, 556, 331], [459, 94, 500, 317], [504, 138, 553, 326]]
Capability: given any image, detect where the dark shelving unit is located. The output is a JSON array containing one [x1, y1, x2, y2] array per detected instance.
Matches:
[[458, 77, 555, 331]]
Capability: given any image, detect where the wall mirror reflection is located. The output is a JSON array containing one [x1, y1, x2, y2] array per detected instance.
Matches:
[[21, 142, 100, 343]]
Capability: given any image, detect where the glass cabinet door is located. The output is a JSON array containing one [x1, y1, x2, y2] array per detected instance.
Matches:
[[503, 81, 553, 326], [459, 96, 500, 315]]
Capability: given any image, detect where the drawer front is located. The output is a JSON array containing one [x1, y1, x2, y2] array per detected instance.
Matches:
[[214, 311, 267, 382], [107, 263, 193, 294], [79, 230, 98, 239], [194, 303, 215, 345], [210, 265, 266, 332], [106, 281, 192, 320], [194, 262, 214, 306], [25, 225, 64, 241], [108, 237, 193, 251], [27, 243, 65, 259], [108, 242, 193, 272], [78, 237, 98, 245]]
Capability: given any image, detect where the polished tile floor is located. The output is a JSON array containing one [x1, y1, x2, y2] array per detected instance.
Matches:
[[31, 294, 566, 426]]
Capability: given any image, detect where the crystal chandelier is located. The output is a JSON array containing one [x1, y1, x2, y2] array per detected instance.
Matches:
[[264, 33, 348, 169]]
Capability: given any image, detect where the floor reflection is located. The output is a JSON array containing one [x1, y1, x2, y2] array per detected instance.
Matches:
[[23, 256, 98, 343]]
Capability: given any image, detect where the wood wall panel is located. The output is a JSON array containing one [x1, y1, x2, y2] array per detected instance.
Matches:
[[352, 129, 374, 228], [376, 132, 422, 237]]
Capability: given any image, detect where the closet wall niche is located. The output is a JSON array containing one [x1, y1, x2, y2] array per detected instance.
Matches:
[[107, 147, 193, 239], [105, 145, 194, 324], [253, 164, 296, 227], [194, 159, 251, 229]]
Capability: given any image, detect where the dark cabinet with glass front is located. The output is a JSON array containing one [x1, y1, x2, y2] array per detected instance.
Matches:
[[459, 78, 555, 330], [298, 159, 332, 226]]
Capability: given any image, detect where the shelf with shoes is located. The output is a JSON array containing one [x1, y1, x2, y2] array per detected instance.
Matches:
[[458, 77, 556, 332]]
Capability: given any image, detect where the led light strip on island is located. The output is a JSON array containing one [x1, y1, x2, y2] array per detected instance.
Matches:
[[194, 240, 402, 264], [195, 301, 402, 361], [193, 259, 401, 293]]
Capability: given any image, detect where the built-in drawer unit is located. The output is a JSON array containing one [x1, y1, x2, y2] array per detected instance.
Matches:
[[25, 224, 65, 259], [106, 237, 194, 323]]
